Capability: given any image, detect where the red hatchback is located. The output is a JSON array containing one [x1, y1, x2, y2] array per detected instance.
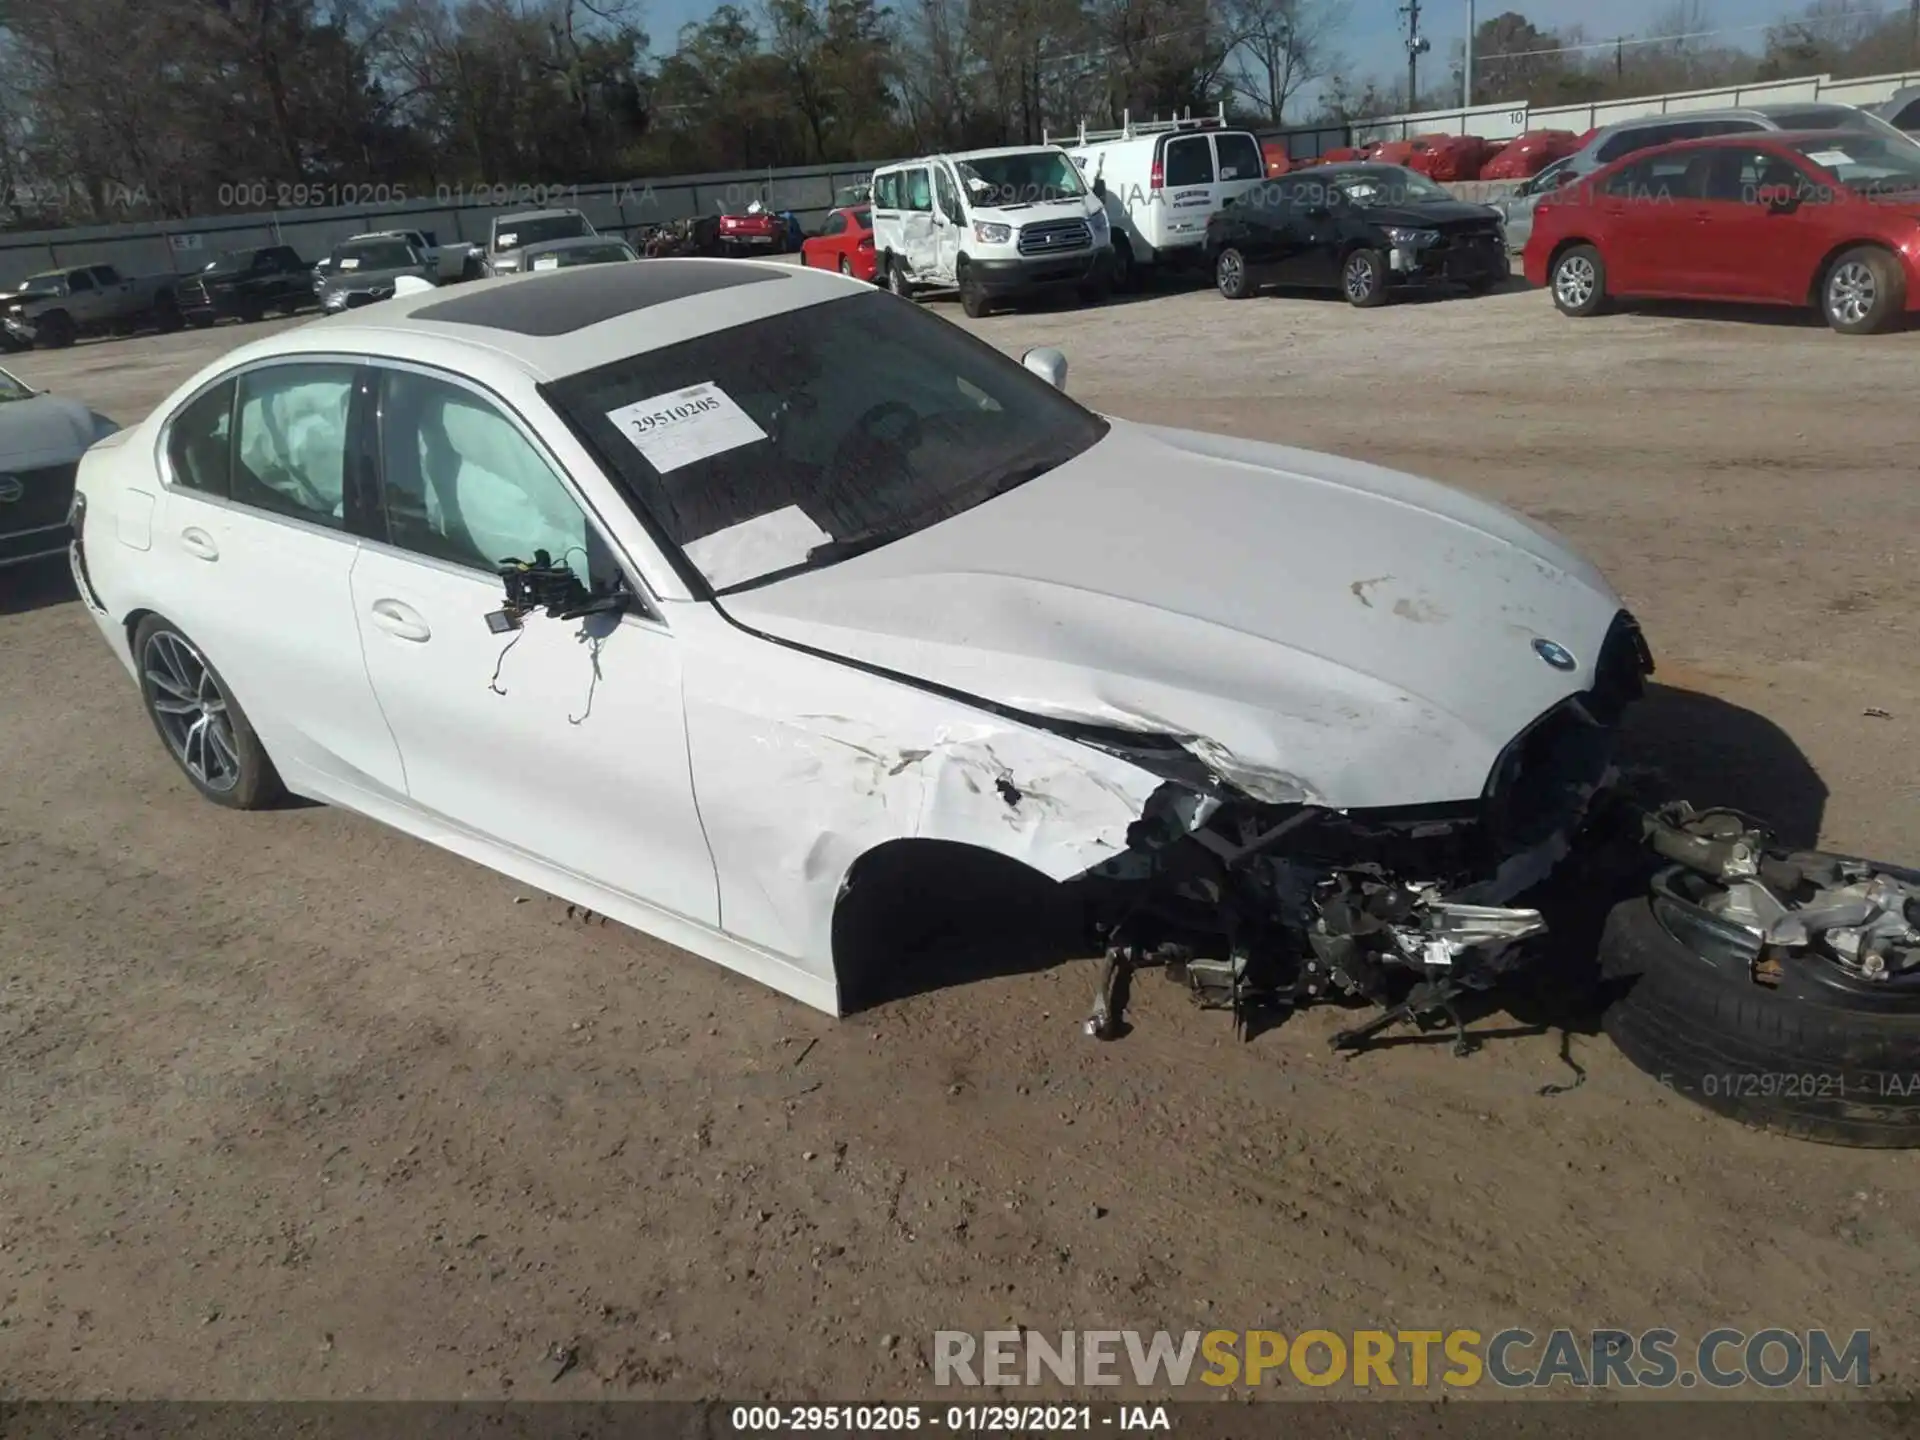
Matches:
[[799, 206, 876, 282], [1525, 130, 1920, 333]]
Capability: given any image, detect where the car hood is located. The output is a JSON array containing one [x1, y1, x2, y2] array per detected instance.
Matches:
[[723, 420, 1627, 810], [1360, 200, 1503, 230], [0, 393, 109, 466]]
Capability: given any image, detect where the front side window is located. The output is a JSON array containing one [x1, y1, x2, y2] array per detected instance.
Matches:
[[933, 164, 961, 219], [544, 290, 1110, 594], [68, 271, 95, 293], [377, 369, 604, 590], [166, 379, 236, 497], [232, 363, 356, 528]]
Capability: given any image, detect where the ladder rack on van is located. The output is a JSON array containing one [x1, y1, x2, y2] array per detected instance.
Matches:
[[1047, 102, 1227, 148]]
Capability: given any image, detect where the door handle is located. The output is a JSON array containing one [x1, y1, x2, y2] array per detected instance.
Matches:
[[179, 526, 218, 561], [369, 598, 431, 642]]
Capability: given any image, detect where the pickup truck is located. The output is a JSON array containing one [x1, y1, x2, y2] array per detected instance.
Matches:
[[2, 264, 181, 349], [176, 244, 317, 326]]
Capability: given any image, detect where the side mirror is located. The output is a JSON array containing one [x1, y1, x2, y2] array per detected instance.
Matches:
[[1021, 346, 1068, 391], [1092, 177, 1106, 199]]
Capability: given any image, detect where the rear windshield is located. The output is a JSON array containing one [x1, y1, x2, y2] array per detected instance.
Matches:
[[543, 290, 1108, 594], [1792, 134, 1920, 193], [494, 214, 590, 250]]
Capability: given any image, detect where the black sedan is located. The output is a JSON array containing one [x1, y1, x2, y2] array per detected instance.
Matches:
[[1205, 164, 1508, 306]]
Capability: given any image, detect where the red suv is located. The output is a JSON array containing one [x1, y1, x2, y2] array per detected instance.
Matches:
[[1524, 130, 1920, 333]]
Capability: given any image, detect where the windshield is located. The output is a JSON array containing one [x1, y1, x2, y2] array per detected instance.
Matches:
[[956, 150, 1086, 208], [330, 240, 415, 272], [544, 290, 1110, 593], [1770, 107, 1917, 148], [530, 242, 636, 270], [17, 273, 66, 296], [1792, 134, 1920, 193], [0, 366, 31, 400], [494, 214, 591, 251], [204, 251, 256, 275], [1333, 166, 1453, 205]]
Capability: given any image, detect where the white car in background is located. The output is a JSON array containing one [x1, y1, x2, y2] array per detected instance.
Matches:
[[67, 259, 1647, 1034], [0, 363, 119, 568]]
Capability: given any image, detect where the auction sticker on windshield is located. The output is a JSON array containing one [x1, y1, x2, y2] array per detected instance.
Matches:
[[1806, 150, 1854, 168], [606, 381, 768, 474]]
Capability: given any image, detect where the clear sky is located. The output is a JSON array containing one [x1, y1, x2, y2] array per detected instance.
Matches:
[[641, 0, 1798, 83]]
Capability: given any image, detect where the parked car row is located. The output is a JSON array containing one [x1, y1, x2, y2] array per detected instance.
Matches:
[[1525, 126, 1920, 334]]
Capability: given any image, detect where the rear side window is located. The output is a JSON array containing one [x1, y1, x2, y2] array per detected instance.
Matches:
[[233, 363, 357, 529], [873, 171, 900, 208], [905, 168, 932, 212], [822, 211, 847, 237], [1164, 135, 1215, 186], [69, 270, 95, 292], [1214, 133, 1263, 182], [166, 380, 236, 498]]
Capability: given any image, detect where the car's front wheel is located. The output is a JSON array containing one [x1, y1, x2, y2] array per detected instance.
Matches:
[[1822, 246, 1904, 335], [134, 616, 285, 810], [1341, 247, 1389, 307], [1550, 243, 1609, 317], [1215, 245, 1252, 300]]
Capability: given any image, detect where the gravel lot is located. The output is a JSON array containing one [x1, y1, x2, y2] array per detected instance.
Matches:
[[5, 271, 1920, 1401]]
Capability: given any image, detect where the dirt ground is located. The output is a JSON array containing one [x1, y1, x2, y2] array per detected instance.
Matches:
[[4, 271, 1920, 1403]]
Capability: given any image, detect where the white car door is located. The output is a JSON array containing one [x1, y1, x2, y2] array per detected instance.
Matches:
[[346, 363, 719, 926], [931, 163, 965, 284], [149, 361, 408, 798]]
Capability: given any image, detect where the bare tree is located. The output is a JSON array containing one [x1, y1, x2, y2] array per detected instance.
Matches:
[[1218, 0, 1345, 124]]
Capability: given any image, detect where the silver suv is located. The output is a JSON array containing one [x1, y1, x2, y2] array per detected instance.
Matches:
[[1498, 102, 1916, 251]]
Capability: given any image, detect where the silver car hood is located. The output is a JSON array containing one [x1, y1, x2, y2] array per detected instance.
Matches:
[[723, 420, 1627, 809]]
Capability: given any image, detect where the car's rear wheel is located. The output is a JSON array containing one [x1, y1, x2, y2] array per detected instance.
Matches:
[[1215, 246, 1252, 300], [135, 616, 285, 811], [1822, 246, 1903, 335], [838, 256, 853, 277], [1341, 247, 1389, 307], [886, 255, 915, 298], [1550, 244, 1609, 317]]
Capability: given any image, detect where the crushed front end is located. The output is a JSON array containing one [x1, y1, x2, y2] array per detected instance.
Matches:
[[1073, 610, 1656, 1048]]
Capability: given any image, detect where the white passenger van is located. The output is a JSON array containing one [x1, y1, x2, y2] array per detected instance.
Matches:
[[1053, 107, 1268, 289], [868, 145, 1115, 317]]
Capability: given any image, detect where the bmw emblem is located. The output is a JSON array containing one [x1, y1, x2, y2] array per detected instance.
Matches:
[[1532, 638, 1577, 672], [0, 473, 21, 504]]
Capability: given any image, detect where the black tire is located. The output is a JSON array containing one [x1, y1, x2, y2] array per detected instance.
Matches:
[[1549, 243, 1609, 317], [186, 313, 216, 330], [1821, 245, 1904, 335], [1111, 239, 1139, 293], [153, 297, 183, 333], [886, 255, 914, 298], [838, 255, 853, 277], [1215, 245, 1253, 300], [133, 615, 286, 812], [35, 310, 75, 349], [1340, 247, 1390, 307], [1599, 892, 1920, 1147], [958, 260, 992, 318]]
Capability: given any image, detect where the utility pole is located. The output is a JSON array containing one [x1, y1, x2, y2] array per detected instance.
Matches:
[[1910, 0, 1918, 69], [1401, 1, 1431, 110], [1463, 0, 1476, 108]]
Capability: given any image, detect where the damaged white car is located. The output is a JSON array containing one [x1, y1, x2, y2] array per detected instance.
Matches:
[[73, 259, 1653, 1052]]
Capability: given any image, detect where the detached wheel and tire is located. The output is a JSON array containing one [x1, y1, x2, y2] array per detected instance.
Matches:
[[1214, 246, 1253, 300], [1822, 246, 1903, 335], [1600, 881, 1920, 1148], [1550, 244, 1609, 317], [135, 616, 284, 811], [1341, 247, 1389, 308]]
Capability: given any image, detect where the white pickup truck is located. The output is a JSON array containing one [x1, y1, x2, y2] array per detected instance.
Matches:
[[1, 264, 182, 349]]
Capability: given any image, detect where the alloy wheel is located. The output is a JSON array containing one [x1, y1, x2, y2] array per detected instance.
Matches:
[[1827, 261, 1876, 329], [1217, 249, 1244, 294], [144, 630, 241, 792], [1343, 253, 1376, 302], [1554, 255, 1597, 310]]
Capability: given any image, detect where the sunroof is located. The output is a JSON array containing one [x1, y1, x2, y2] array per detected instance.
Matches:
[[410, 261, 789, 336]]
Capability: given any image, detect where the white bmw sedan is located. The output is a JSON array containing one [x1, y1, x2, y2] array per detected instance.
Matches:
[[71, 259, 1650, 1024]]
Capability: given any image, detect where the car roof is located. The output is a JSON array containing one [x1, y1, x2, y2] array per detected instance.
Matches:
[[883, 144, 1071, 168], [203, 259, 858, 384], [1620, 127, 1883, 158]]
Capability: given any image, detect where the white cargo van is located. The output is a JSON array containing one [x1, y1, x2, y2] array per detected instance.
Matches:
[[1053, 107, 1268, 289], [868, 145, 1115, 317]]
